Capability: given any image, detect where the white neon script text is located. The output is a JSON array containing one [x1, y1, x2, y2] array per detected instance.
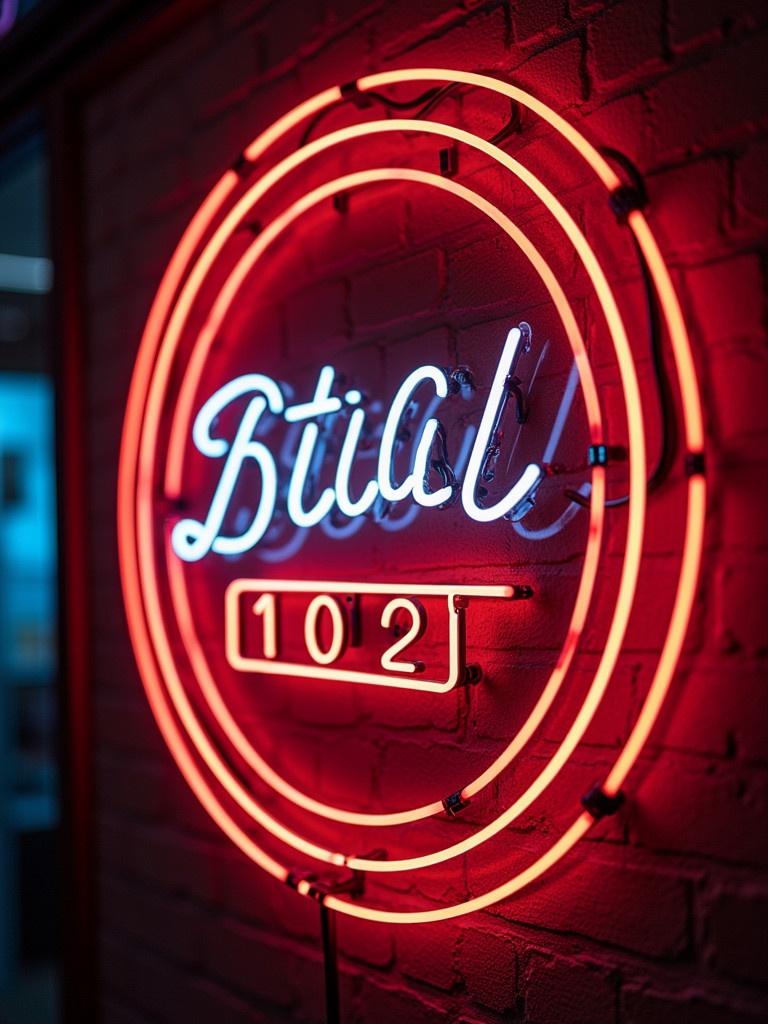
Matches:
[[171, 326, 542, 562]]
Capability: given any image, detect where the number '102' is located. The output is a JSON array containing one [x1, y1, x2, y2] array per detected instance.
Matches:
[[251, 592, 427, 675]]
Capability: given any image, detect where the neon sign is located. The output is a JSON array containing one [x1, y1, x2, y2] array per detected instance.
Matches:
[[118, 68, 706, 924]]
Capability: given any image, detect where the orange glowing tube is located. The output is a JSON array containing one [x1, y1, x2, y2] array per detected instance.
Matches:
[[243, 86, 342, 162], [118, 73, 584, 918], [599, 214, 706, 796], [118, 169, 237, 552], [115, 173, 287, 887], [145, 115, 646, 866], [325, 814, 594, 923], [628, 212, 705, 452], [603, 478, 706, 795], [355, 69, 623, 191]]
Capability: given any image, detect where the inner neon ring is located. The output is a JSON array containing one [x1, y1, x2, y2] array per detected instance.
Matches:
[[136, 112, 646, 874], [117, 68, 704, 921], [167, 166, 605, 827]]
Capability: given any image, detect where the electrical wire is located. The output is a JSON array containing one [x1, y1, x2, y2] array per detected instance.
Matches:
[[565, 149, 678, 509], [298, 83, 455, 148]]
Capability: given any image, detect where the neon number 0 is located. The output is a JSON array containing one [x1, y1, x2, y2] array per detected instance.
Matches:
[[380, 598, 426, 674], [304, 595, 348, 665]]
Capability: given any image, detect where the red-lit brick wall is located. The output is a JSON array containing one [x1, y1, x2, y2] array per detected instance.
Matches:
[[82, 2, 768, 1022]]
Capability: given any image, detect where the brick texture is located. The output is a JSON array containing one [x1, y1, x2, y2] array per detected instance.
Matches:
[[81, 1, 768, 1023]]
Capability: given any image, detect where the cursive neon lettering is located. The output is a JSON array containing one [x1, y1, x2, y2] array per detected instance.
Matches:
[[172, 376, 284, 561], [461, 326, 543, 523], [170, 325, 542, 562], [377, 365, 450, 504], [335, 407, 379, 517]]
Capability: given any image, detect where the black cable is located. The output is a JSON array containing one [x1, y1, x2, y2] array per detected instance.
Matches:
[[298, 83, 454, 148], [320, 904, 340, 1024], [298, 80, 518, 161], [565, 151, 678, 509]]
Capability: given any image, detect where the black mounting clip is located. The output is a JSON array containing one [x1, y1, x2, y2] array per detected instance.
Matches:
[[684, 451, 706, 477], [231, 151, 253, 178], [340, 79, 373, 109], [443, 790, 470, 817], [581, 785, 625, 820], [333, 192, 349, 214], [288, 866, 365, 904], [439, 145, 459, 178]]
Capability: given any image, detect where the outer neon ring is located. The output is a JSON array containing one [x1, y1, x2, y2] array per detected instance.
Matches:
[[117, 69, 705, 921], [137, 122, 646, 874], [166, 165, 606, 827]]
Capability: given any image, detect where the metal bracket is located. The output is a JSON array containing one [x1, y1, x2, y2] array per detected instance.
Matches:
[[288, 867, 365, 904]]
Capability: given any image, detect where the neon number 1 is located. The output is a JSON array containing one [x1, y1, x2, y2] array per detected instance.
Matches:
[[252, 593, 278, 659], [380, 598, 426, 674]]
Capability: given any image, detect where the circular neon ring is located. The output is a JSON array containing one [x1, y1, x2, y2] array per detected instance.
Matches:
[[166, 166, 605, 828], [147, 115, 645, 852], [117, 69, 705, 921], [136, 114, 645, 875], [129, 78, 644, 879]]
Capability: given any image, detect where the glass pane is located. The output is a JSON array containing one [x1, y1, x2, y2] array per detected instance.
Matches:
[[0, 125, 60, 1024]]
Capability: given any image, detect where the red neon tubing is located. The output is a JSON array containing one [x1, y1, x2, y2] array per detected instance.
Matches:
[[117, 68, 706, 922]]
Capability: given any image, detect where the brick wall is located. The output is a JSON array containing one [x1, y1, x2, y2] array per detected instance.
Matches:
[[81, 1, 768, 1022]]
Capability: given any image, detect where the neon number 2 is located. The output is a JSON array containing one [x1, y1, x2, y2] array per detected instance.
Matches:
[[304, 595, 348, 665], [380, 598, 426, 674], [252, 593, 278, 659]]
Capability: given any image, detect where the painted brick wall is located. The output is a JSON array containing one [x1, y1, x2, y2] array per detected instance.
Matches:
[[81, 2, 768, 1022]]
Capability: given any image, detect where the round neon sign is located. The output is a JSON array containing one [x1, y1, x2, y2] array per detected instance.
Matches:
[[118, 69, 706, 922]]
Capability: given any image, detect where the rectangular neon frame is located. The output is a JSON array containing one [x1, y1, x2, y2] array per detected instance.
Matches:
[[225, 579, 521, 693]]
